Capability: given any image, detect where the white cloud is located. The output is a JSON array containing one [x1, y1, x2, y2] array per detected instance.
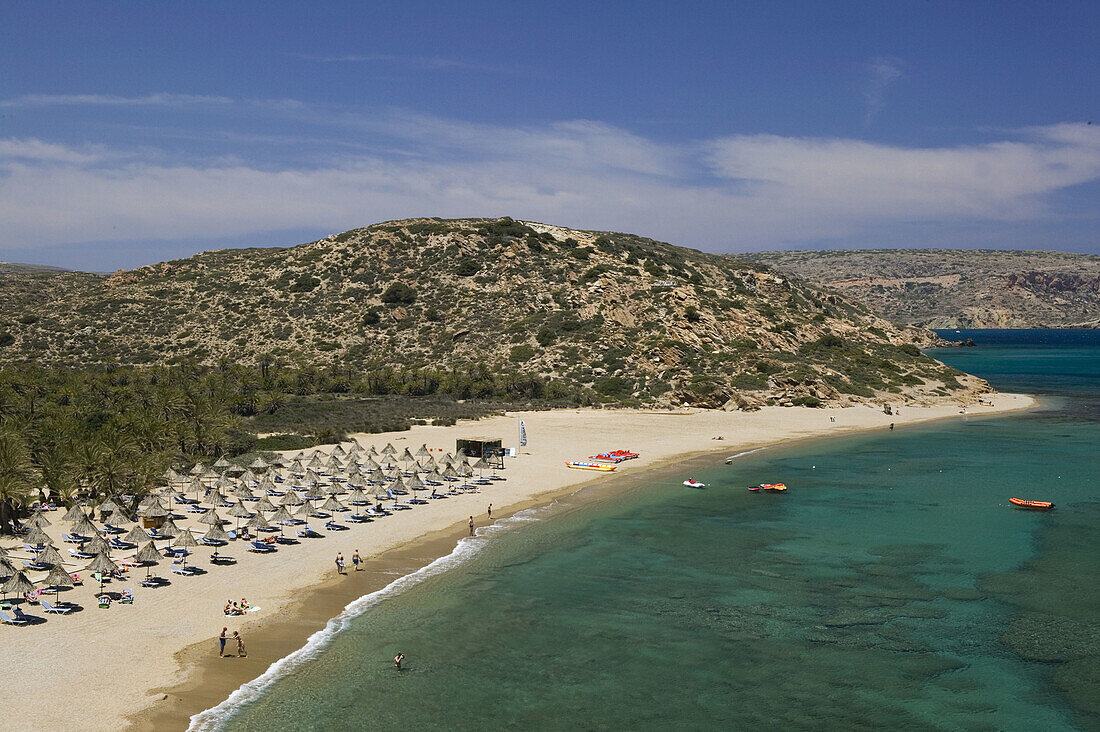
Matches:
[[863, 56, 904, 124], [0, 116, 1097, 256], [0, 93, 235, 109]]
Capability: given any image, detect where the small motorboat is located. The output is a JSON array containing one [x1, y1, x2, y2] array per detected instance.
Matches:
[[683, 479, 706, 488], [747, 485, 761, 492], [758, 483, 787, 492], [1009, 497, 1054, 511]]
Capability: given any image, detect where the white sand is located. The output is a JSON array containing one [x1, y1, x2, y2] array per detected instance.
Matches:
[[0, 396, 1033, 730]]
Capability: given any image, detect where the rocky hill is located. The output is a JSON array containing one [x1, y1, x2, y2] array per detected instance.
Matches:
[[743, 250, 1100, 329], [0, 218, 987, 408]]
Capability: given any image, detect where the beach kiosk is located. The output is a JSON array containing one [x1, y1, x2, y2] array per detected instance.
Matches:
[[456, 438, 505, 469]]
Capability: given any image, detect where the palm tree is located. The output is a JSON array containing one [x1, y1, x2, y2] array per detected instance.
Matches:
[[0, 429, 37, 534]]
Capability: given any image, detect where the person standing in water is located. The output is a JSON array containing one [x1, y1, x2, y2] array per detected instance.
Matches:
[[218, 627, 227, 657], [352, 549, 361, 571], [233, 630, 247, 658], [335, 553, 345, 574], [487, 504, 493, 520], [394, 653, 405, 670], [468, 516, 475, 536]]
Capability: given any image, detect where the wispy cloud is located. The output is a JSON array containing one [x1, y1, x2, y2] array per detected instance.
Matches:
[[284, 52, 503, 73], [0, 93, 235, 109], [862, 56, 904, 124], [0, 110, 1097, 257]]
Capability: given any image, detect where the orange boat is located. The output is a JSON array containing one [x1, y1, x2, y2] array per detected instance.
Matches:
[[1009, 497, 1054, 511]]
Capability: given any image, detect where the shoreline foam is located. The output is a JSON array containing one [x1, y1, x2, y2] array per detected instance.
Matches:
[[0, 398, 1035, 731]]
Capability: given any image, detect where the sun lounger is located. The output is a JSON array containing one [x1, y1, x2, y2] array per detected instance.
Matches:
[[69, 548, 95, 559], [170, 565, 196, 576], [62, 533, 83, 544], [296, 527, 322, 538], [2, 610, 28, 625], [119, 590, 133, 604], [140, 577, 164, 587], [210, 554, 237, 564], [97, 595, 111, 608], [324, 521, 348, 531], [102, 523, 125, 534], [23, 560, 50, 571], [109, 539, 135, 550], [248, 541, 276, 553], [186, 504, 207, 513], [348, 514, 371, 523], [41, 600, 72, 614], [274, 535, 298, 544], [200, 537, 226, 546]]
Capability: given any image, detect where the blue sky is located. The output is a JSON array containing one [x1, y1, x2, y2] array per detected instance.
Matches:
[[1, 1, 1097, 270]]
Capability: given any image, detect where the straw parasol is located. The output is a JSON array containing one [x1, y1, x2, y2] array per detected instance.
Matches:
[[3, 569, 37, 599], [173, 528, 198, 548], [407, 473, 426, 491], [62, 504, 86, 522], [24, 526, 51, 546], [27, 511, 51, 529], [347, 487, 369, 505], [99, 498, 121, 514], [0, 556, 17, 579], [123, 525, 149, 544], [72, 515, 99, 537], [227, 501, 252, 531], [142, 502, 168, 519], [295, 501, 314, 518], [199, 509, 223, 527], [86, 552, 118, 590], [106, 509, 131, 527], [213, 455, 232, 470], [42, 564, 74, 601], [321, 495, 345, 513], [36, 544, 66, 568], [245, 513, 271, 531], [158, 516, 181, 538], [268, 505, 293, 524], [381, 442, 396, 457], [253, 496, 277, 513], [415, 444, 431, 459], [232, 483, 255, 500], [249, 456, 269, 471], [204, 525, 230, 543], [189, 463, 205, 476], [134, 541, 161, 578], [84, 534, 110, 556]]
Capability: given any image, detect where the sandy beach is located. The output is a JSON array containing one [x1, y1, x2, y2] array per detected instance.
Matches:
[[0, 396, 1033, 731]]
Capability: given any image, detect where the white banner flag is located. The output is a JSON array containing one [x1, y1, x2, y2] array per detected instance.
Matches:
[[519, 419, 528, 447]]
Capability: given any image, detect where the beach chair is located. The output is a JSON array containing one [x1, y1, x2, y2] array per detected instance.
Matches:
[[119, 590, 133, 604], [324, 521, 348, 531], [41, 600, 72, 614], [62, 533, 83, 544], [140, 577, 163, 588], [4, 608, 30, 624], [69, 573, 82, 585], [186, 504, 207, 513], [92, 572, 107, 584], [210, 554, 237, 564], [97, 595, 111, 608], [69, 548, 95, 559], [23, 590, 42, 604], [170, 565, 195, 576], [248, 540, 276, 553], [23, 560, 50, 572]]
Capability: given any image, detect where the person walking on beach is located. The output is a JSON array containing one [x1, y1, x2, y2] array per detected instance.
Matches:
[[487, 504, 493, 520], [394, 653, 405, 671], [233, 630, 247, 658], [218, 627, 227, 657], [336, 553, 346, 574], [468, 516, 475, 536], [352, 550, 361, 571]]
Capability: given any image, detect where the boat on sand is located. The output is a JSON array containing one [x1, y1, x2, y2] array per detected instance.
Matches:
[[565, 461, 616, 472], [1009, 497, 1054, 511]]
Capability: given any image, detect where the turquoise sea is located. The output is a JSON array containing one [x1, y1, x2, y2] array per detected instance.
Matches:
[[195, 330, 1100, 731]]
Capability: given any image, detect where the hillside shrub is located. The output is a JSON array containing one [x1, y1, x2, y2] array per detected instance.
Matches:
[[455, 260, 480, 277], [509, 345, 536, 362], [289, 275, 321, 293], [381, 282, 417, 305]]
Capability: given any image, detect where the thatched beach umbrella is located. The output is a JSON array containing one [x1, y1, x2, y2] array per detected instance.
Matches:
[[0, 556, 17, 579], [173, 528, 198, 548], [72, 516, 99, 537], [199, 509, 223, 526], [86, 553, 118, 590], [213, 455, 232, 471], [42, 563, 74, 601], [204, 525, 230, 543], [381, 442, 396, 457], [99, 498, 121, 515], [134, 541, 161, 579], [84, 534, 110, 556], [231, 483, 255, 500], [407, 473, 426, 491], [142, 502, 168, 520], [27, 511, 51, 529], [3, 570, 37, 600], [123, 525, 149, 544], [24, 526, 51, 547], [303, 485, 325, 501], [62, 504, 86, 522], [249, 456, 269, 471], [268, 505, 293, 524], [347, 487, 369, 505], [227, 501, 252, 532], [158, 516, 181, 538], [245, 513, 271, 531], [189, 463, 205, 476], [253, 496, 277, 513], [321, 495, 345, 513], [295, 501, 314, 518], [36, 544, 66, 568], [415, 444, 430, 459], [106, 509, 131, 527]]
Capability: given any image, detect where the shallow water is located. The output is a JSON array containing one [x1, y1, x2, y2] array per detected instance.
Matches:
[[202, 330, 1100, 731]]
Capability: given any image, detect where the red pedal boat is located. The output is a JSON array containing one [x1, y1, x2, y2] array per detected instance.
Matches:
[[1009, 497, 1054, 511]]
